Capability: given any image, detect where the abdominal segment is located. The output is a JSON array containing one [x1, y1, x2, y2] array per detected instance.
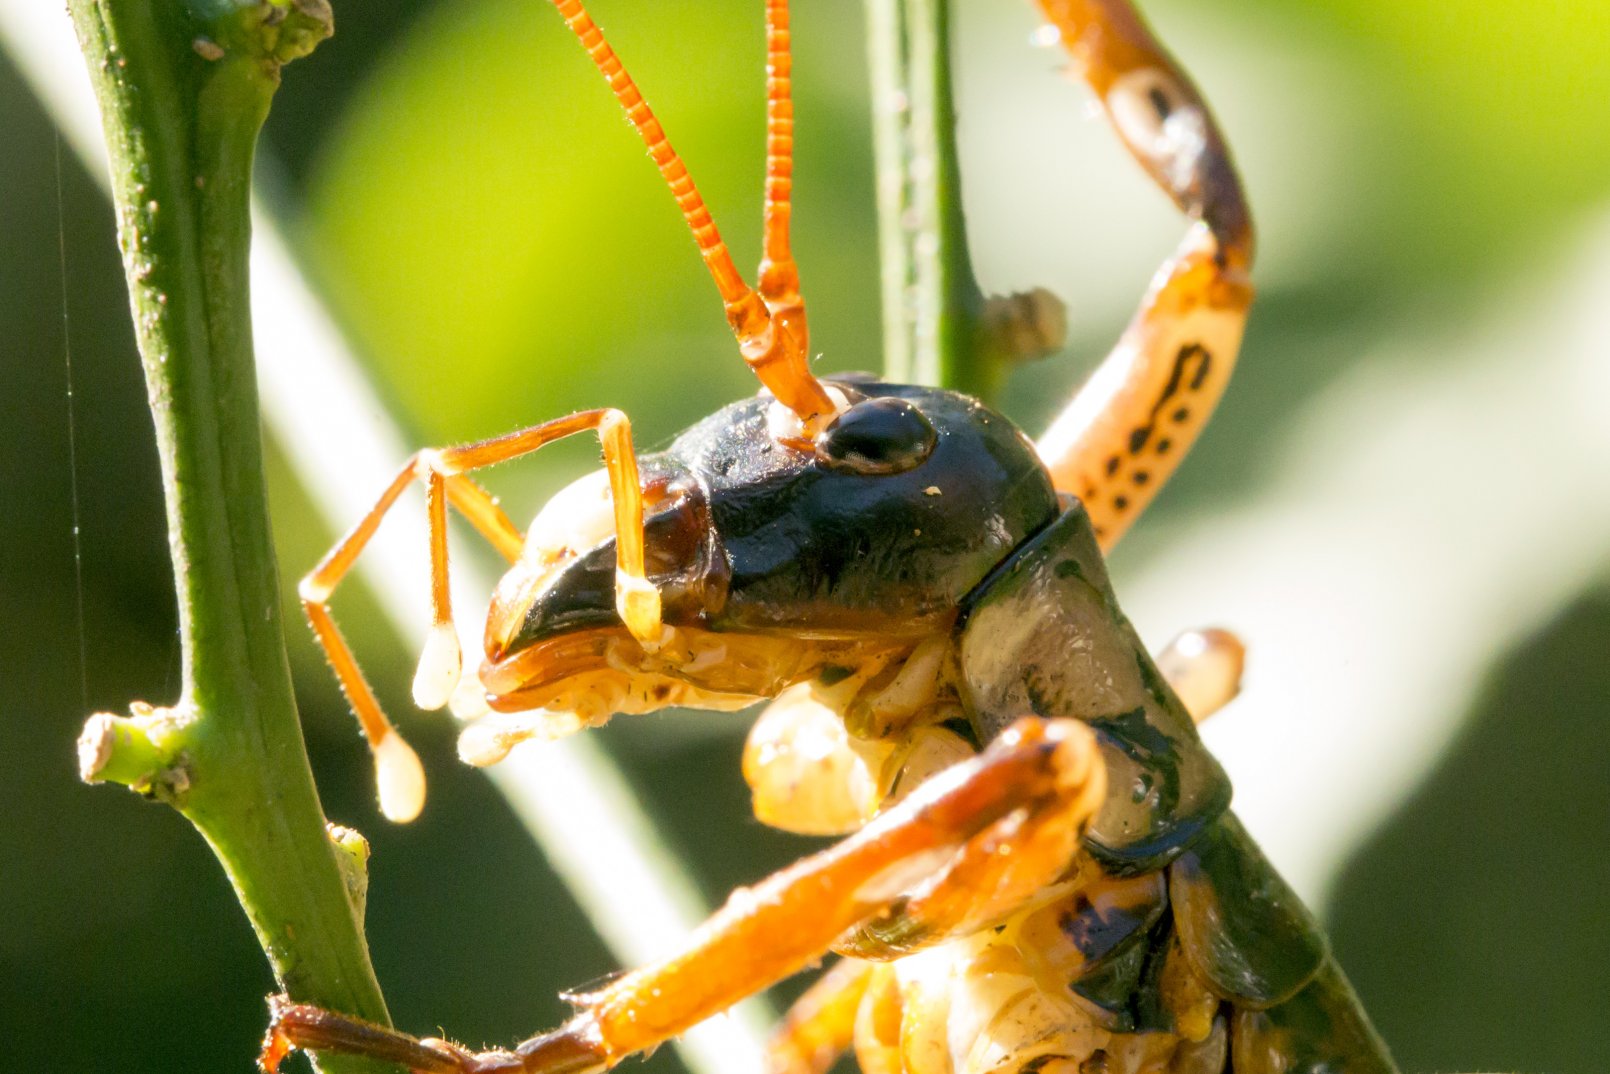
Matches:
[[853, 882, 1228, 1074]]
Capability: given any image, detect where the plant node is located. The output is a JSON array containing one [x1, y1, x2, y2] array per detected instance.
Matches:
[[77, 701, 195, 806]]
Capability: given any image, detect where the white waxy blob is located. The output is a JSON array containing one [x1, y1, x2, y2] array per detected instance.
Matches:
[[765, 397, 808, 443], [411, 621, 462, 711], [373, 729, 426, 823], [447, 668, 492, 722], [744, 679, 896, 835], [456, 716, 520, 768], [457, 709, 585, 768]]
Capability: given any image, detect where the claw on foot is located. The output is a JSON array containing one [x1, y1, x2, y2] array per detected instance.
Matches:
[[261, 995, 468, 1073], [261, 996, 610, 1074]]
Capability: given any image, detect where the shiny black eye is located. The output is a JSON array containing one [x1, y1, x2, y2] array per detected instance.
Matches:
[[814, 396, 937, 476]]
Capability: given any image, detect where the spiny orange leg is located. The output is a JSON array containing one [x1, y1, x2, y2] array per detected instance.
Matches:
[[260, 997, 513, 1074], [763, 959, 869, 1074], [836, 733, 1106, 960], [1031, 0, 1256, 549], [549, 0, 834, 428], [1156, 626, 1246, 724], [299, 409, 657, 823], [764, 958, 874, 1074], [261, 719, 1105, 1073]]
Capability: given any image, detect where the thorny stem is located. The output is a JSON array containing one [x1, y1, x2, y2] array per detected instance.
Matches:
[[61, 1, 996, 1068], [865, 0, 992, 396], [66, 1, 397, 1071]]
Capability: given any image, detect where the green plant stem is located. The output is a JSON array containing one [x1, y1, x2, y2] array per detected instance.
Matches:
[[865, 0, 990, 395], [67, 2, 396, 1070]]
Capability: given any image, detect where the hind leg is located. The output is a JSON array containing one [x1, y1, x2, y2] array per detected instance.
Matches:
[[1031, 0, 1255, 549], [263, 720, 1104, 1074]]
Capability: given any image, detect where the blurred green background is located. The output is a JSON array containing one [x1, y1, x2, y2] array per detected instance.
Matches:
[[4, 0, 1609, 1071]]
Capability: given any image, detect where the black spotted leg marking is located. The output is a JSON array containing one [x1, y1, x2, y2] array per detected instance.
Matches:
[[1030, 0, 1255, 548]]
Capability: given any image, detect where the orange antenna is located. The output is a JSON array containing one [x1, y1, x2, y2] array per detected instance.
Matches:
[[759, 0, 806, 346], [550, 0, 835, 424]]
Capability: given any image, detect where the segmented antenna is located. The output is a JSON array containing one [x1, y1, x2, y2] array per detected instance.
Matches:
[[759, 0, 804, 339], [549, 0, 835, 425]]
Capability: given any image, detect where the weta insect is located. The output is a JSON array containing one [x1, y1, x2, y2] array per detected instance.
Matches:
[[264, 1, 1400, 1072]]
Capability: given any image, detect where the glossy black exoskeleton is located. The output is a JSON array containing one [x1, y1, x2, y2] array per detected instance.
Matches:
[[491, 379, 1396, 1073], [515, 381, 1230, 868], [264, 0, 1406, 1064], [512, 382, 1058, 646]]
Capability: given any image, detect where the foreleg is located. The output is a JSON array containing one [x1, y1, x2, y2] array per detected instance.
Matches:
[[300, 409, 658, 821]]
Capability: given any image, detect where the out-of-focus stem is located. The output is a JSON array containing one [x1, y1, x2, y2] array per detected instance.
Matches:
[[865, 0, 991, 396]]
